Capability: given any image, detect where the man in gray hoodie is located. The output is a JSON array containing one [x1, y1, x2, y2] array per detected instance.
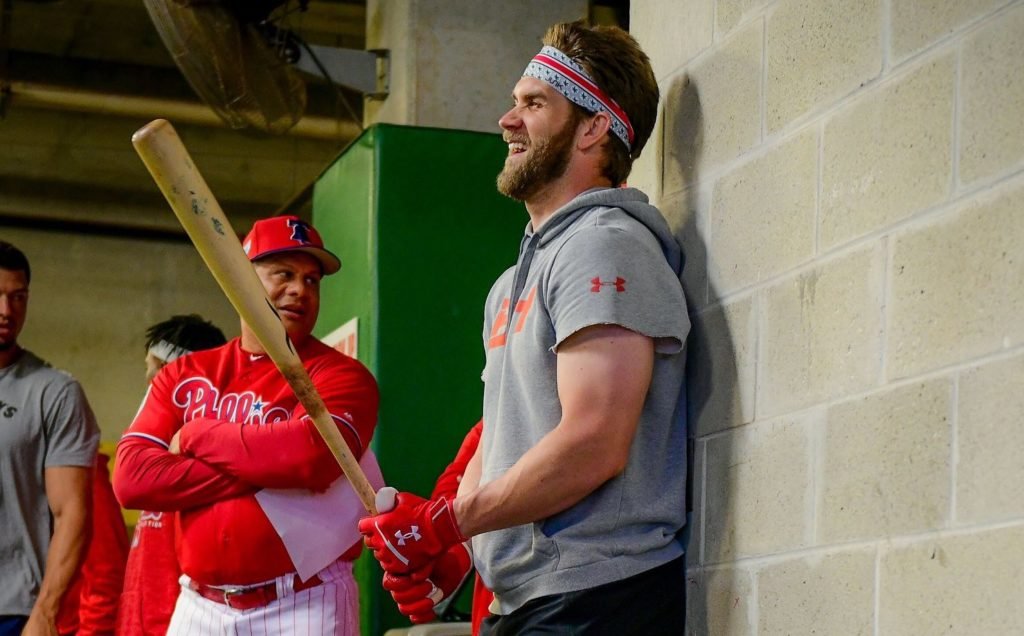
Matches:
[[360, 21, 690, 634]]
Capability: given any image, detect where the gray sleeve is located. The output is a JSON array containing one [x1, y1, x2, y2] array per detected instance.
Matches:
[[43, 380, 100, 468], [546, 225, 689, 354]]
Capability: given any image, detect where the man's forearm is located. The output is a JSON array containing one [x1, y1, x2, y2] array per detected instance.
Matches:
[[115, 437, 256, 510], [178, 416, 357, 491], [31, 504, 89, 621], [455, 421, 617, 537], [456, 326, 653, 537]]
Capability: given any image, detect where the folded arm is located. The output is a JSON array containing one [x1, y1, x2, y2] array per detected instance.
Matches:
[[114, 436, 257, 511], [177, 364, 378, 491]]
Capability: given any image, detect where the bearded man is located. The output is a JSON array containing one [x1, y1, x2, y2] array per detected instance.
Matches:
[[360, 21, 690, 634]]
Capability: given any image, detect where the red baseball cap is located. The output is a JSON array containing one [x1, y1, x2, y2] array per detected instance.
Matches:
[[242, 215, 341, 276]]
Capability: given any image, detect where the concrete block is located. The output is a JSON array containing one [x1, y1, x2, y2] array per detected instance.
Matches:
[[888, 178, 1024, 378], [631, 0, 714, 81], [757, 550, 875, 635], [365, 0, 414, 127], [686, 566, 755, 636], [960, 3, 1024, 184], [766, 0, 883, 133], [880, 526, 1024, 634], [760, 245, 884, 416], [709, 129, 817, 295], [716, 0, 773, 36], [686, 296, 757, 437], [665, 19, 762, 188], [821, 380, 951, 543], [704, 416, 811, 561], [821, 54, 955, 248], [956, 354, 1024, 523], [891, 0, 1005, 62]]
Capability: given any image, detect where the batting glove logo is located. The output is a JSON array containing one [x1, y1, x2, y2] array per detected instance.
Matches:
[[395, 527, 422, 546]]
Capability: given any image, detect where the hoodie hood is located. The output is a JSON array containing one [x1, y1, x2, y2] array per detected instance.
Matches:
[[530, 187, 683, 276]]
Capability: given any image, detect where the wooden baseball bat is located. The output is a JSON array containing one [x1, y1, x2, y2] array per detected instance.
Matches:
[[131, 118, 378, 515]]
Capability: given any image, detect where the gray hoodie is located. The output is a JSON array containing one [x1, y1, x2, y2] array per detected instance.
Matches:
[[476, 187, 690, 614]]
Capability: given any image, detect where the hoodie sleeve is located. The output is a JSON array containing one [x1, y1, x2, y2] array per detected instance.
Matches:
[[545, 220, 689, 354]]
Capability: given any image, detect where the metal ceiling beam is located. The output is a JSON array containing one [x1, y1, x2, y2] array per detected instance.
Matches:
[[6, 80, 362, 141]]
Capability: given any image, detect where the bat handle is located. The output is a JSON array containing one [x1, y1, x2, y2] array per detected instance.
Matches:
[[375, 486, 398, 513]]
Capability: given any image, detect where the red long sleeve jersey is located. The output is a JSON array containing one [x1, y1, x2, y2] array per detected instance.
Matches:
[[115, 337, 379, 586], [116, 509, 179, 636]]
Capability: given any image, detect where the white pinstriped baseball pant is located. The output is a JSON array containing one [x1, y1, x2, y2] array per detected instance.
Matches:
[[166, 560, 358, 635]]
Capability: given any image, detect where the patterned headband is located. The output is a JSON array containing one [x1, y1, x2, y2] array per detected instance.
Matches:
[[149, 340, 191, 364], [523, 45, 634, 150]]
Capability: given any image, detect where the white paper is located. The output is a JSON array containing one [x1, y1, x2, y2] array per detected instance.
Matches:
[[255, 449, 385, 581]]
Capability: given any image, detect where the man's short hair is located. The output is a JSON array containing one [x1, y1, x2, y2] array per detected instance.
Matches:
[[145, 314, 226, 355], [0, 241, 31, 283], [542, 21, 659, 186]]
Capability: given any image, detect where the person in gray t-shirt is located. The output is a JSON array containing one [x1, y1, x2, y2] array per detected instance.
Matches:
[[0, 241, 99, 636], [360, 22, 689, 634]]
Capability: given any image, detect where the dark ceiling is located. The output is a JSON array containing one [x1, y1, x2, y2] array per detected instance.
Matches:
[[0, 0, 368, 238]]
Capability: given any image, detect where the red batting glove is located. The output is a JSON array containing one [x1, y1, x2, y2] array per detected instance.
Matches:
[[358, 489, 467, 574], [383, 543, 472, 624]]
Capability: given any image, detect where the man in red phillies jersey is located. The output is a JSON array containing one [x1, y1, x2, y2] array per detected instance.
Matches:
[[114, 216, 379, 635], [115, 315, 226, 636]]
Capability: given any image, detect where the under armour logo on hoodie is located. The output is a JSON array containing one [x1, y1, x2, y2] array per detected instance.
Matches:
[[395, 527, 422, 546], [591, 277, 626, 293]]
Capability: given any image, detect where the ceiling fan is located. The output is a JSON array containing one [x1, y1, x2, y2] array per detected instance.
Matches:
[[142, 0, 388, 135]]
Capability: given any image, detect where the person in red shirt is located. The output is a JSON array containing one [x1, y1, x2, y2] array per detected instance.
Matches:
[[115, 314, 226, 636], [383, 421, 493, 635], [55, 452, 129, 636], [114, 216, 379, 635]]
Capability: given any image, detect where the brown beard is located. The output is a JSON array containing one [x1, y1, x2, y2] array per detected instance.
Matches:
[[497, 114, 579, 202]]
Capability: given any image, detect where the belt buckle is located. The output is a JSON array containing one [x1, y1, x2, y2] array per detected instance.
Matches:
[[222, 587, 246, 609]]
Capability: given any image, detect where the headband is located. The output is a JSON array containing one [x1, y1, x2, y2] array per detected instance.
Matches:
[[149, 340, 191, 364], [523, 45, 634, 150]]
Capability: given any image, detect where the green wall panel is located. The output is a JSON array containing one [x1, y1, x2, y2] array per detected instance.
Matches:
[[314, 129, 379, 372], [313, 124, 525, 635]]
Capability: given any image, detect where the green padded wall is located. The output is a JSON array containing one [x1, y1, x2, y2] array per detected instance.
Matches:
[[313, 124, 525, 635]]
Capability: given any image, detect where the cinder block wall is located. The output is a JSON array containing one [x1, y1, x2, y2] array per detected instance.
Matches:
[[631, 1, 1024, 633]]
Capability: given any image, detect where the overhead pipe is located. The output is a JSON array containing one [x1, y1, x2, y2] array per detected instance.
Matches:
[[5, 80, 361, 141]]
